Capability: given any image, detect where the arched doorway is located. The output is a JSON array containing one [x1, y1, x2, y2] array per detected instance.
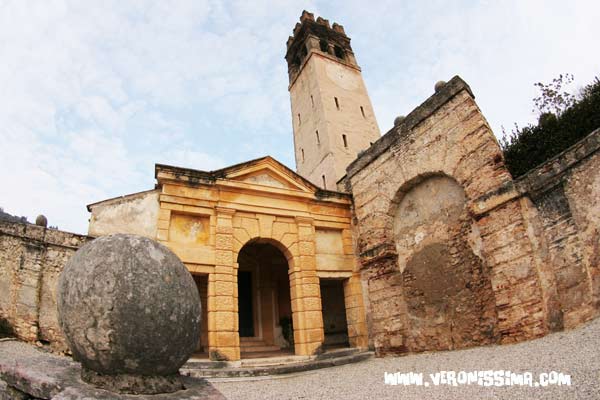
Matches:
[[236, 240, 293, 357]]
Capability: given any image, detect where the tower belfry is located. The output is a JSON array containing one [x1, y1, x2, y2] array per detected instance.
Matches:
[[285, 11, 381, 190]]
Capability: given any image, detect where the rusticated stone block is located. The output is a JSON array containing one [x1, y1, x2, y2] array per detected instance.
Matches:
[[298, 241, 315, 256], [215, 234, 233, 251], [215, 250, 233, 266], [209, 312, 236, 332]]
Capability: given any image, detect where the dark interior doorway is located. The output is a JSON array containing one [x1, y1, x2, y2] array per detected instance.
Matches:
[[192, 274, 208, 353], [236, 240, 293, 357], [238, 271, 254, 337], [320, 279, 349, 348]]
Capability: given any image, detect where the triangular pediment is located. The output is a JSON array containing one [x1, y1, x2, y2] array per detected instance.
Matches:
[[219, 157, 317, 193]]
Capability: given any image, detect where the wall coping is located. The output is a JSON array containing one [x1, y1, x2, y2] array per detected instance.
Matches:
[[345, 75, 474, 181], [0, 219, 92, 250], [468, 127, 600, 217], [514, 127, 600, 198]]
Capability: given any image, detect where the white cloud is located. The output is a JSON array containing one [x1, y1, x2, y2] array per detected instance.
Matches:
[[0, 0, 598, 234]]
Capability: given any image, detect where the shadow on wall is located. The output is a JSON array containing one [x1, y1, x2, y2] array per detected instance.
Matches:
[[0, 317, 14, 338]]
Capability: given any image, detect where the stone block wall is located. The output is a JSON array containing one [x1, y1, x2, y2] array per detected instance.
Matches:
[[515, 128, 600, 329], [346, 76, 600, 356], [0, 220, 90, 350]]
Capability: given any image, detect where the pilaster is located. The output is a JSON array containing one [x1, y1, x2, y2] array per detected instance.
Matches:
[[290, 216, 325, 355], [208, 207, 240, 361]]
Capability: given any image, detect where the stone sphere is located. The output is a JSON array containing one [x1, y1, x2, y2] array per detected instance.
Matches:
[[394, 115, 405, 126], [434, 80, 447, 92], [57, 234, 201, 378], [35, 215, 48, 227]]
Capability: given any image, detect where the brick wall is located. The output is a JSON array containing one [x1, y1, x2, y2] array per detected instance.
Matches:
[[347, 76, 600, 355]]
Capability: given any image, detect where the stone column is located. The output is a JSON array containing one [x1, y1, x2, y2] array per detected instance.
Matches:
[[290, 217, 324, 355], [207, 207, 240, 361]]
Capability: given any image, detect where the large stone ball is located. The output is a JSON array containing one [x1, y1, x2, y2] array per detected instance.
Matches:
[[35, 215, 48, 227], [434, 80, 447, 92], [57, 234, 201, 377]]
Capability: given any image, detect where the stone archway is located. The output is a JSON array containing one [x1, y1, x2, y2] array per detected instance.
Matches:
[[392, 174, 499, 352], [236, 240, 294, 357]]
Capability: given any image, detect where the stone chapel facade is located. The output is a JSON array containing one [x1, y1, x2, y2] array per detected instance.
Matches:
[[4, 10, 599, 362]]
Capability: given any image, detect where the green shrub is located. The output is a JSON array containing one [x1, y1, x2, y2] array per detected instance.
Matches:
[[501, 76, 600, 177]]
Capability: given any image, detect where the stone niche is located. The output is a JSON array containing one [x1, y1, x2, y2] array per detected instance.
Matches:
[[393, 175, 499, 352]]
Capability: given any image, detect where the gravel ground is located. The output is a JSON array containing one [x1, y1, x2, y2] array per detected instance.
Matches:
[[213, 317, 600, 400]]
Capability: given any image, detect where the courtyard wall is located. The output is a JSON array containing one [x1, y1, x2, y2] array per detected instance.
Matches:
[[345, 76, 600, 355], [0, 221, 91, 351]]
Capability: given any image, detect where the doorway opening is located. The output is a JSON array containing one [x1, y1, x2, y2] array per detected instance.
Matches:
[[238, 271, 254, 337], [192, 274, 208, 356], [237, 241, 293, 358], [320, 279, 349, 349]]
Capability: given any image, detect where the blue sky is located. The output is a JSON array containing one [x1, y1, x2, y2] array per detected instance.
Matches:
[[1, 0, 599, 234]]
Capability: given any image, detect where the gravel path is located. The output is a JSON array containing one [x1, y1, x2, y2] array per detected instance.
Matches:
[[213, 317, 600, 399]]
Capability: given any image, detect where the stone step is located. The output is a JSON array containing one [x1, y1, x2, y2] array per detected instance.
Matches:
[[240, 345, 280, 353], [239, 338, 268, 347], [239, 354, 310, 367], [240, 337, 264, 342], [181, 350, 374, 380], [316, 347, 360, 360], [240, 340, 268, 347]]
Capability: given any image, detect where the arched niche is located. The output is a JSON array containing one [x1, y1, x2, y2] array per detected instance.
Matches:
[[392, 174, 499, 352]]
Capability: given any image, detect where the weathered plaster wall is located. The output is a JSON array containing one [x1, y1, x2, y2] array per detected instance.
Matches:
[[0, 221, 91, 350], [346, 76, 600, 356], [394, 175, 499, 351], [88, 190, 159, 238]]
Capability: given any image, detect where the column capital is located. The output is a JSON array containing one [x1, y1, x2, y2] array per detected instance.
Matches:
[[295, 216, 314, 226], [215, 206, 236, 216]]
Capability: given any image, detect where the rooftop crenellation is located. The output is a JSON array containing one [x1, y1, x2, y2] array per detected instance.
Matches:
[[285, 10, 356, 84]]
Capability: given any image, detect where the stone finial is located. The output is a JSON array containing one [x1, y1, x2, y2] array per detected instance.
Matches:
[[300, 10, 314, 23], [293, 22, 301, 36], [332, 23, 345, 35], [57, 234, 201, 395], [394, 115, 406, 126], [35, 215, 47, 227], [316, 16, 330, 28], [434, 80, 447, 93]]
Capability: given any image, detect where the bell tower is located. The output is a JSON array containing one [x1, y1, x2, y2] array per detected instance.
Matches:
[[285, 11, 381, 190]]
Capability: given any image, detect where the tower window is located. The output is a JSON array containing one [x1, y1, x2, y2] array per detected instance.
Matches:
[[334, 97, 340, 110], [360, 106, 365, 118], [298, 113, 301, 125], [322, 175, 327, 189], [334, 45, 345, 59], [301, 148, 305, 162], [320, 39, 328, 53], [311, 95, 314, 107], [342, 134, 348, 148], [316, 130, 320, 145]]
